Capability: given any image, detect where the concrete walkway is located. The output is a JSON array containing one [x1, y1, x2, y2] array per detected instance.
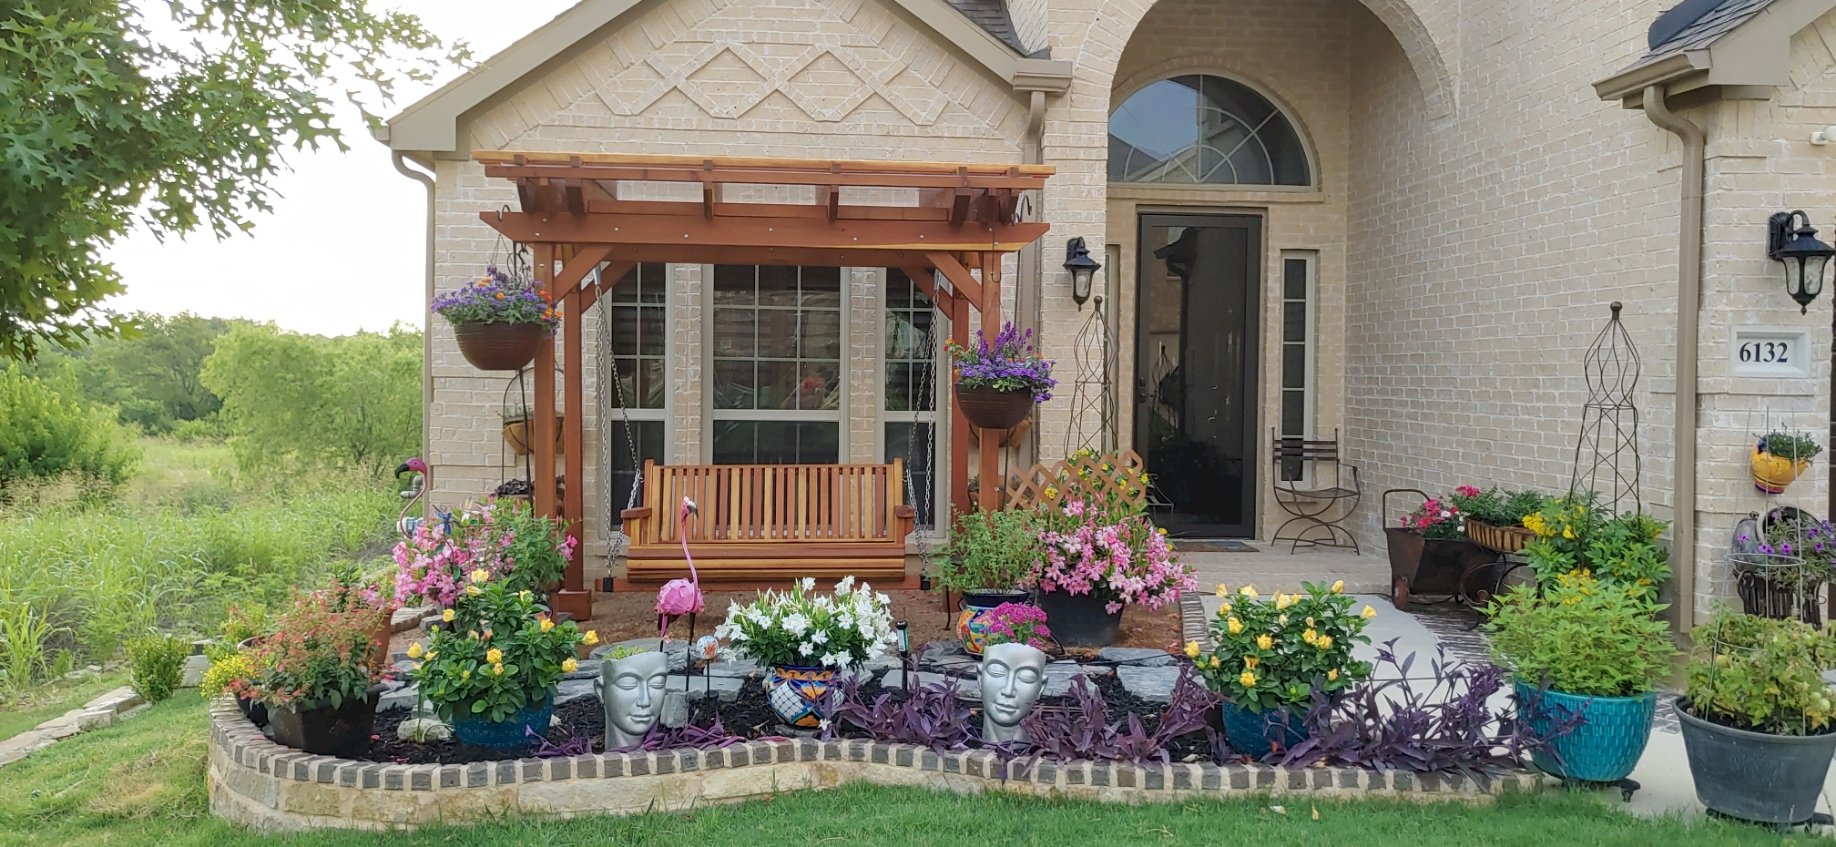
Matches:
[[1194, 591, 1836, 830], [1184, 547, 1386, 596]]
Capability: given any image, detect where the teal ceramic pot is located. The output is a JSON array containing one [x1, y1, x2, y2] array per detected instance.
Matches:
[[1515, 683, 1656, 783], [1218, 701, 1309, 756], [451, 695, 555, 750]]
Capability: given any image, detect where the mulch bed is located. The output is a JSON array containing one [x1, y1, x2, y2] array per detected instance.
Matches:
[[360, 672, 1215, 766]]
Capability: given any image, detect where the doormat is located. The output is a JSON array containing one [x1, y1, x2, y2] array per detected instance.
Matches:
[[1175, 540, 1258, 553]]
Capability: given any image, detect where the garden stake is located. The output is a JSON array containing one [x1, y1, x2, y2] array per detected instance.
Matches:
[[897, 620, 910, 690]]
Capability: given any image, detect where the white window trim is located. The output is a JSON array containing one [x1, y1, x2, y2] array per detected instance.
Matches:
[[598, 262, 673, 543], [873, 268, 949, 531], [1278, 251, 1317, 486], [699, 263, 850, 462]]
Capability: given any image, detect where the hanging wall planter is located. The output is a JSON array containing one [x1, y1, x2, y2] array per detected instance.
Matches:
[[954, 385, 1035, 429], [946, 323, 1055, 430], [502, 413, 565, 457], [1750, 431, 1822, 494], [434, 261, 561, 373]]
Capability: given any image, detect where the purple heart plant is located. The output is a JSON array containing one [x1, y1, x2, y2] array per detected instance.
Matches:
[[945, 322, 1056, 402]]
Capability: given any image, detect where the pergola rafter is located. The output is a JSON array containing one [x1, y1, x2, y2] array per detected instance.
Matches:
[[475, 151, 1054, 617]]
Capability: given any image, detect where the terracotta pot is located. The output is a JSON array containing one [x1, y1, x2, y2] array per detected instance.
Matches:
[[502, 415, 565, 457], [369, 607, 394, 671], [452, 322, 544, 371], [954, 384, 1034, 429]]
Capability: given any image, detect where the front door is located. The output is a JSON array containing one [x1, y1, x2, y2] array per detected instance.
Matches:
[[1135, 214, 1260, 537]]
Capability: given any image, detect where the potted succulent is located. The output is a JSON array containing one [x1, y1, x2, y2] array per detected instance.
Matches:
[[1484, 573, 1678, 784], [945, 322, 1055, 430], [713, 577, 896, 729], [1190, 581, 1374, 755], [234, 589, 389, 757], [938, 508, 1041, 656], [1026, 499, 1191, 647], [407, 569, 594, 750], [1677, 610, 1836, 825], [1451, 485, 1545, 554], [433, 266, 561, 371], [1751, 430, 1822, 494], [1382, 488, 1491, 607]]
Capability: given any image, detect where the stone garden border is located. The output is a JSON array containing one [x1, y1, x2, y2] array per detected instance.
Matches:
[[207, 698, 1545, 832]]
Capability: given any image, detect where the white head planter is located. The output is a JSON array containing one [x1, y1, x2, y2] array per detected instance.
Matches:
[[979, 642, 1049, 744], [601, 651, 670, 750]]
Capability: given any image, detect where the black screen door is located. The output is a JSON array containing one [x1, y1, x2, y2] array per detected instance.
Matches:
[[1135, 214, 1260, 537]]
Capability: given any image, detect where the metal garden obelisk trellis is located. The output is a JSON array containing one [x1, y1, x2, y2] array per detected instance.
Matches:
[[1568, 301, 1642, 513]]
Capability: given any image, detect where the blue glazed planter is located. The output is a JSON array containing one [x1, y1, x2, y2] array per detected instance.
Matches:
[[451, 695, 555, 750], [1219, 702, 1309, 756], [1515, 683, 1656, 783]]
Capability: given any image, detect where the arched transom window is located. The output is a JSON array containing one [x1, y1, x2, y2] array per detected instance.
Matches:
[[1108, 75, 1311, 186]]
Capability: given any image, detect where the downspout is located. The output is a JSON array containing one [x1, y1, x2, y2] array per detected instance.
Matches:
[[1641, 84, 1704, 633], [392, 152, 437, 500]]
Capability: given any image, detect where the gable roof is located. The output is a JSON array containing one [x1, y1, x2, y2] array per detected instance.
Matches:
[[380, 0, 1064, 156], [1595, 0, 1836, 103]]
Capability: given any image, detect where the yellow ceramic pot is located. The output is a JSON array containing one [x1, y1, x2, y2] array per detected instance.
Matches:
[[1751, 448, 1810, 495]]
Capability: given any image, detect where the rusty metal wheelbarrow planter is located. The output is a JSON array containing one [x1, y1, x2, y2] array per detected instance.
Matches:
[[1382, 489, 1496, 609]]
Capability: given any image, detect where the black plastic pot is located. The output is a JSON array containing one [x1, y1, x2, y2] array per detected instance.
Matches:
[[236, 695, 269, 728], [1037, 590, 1121, 648], [1677, 697, 1836, 825], [268, 685, 385, 758]]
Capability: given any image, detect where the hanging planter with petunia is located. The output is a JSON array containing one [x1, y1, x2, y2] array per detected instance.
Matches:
[[433, 266, 561, 371], [946, 322, 1056, 429], [1751, 430, 1823, 495]]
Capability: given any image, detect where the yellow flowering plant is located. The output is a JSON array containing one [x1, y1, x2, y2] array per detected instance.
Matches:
[[1193, 581, 1373, 713], [410, 570, 588, 723], [1520, 493, 1669, 600]]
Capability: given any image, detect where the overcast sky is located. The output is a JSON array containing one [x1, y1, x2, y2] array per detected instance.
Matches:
[[104, 2, 577, 337]]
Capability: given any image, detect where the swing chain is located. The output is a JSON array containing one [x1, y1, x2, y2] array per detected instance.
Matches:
[[593, 266, 646, 514]]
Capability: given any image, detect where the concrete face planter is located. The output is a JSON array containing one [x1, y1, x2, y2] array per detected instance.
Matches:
[[1677, 698, 1836, 825], [979, 643, 1048, 744], [601, 652, 669, 750]]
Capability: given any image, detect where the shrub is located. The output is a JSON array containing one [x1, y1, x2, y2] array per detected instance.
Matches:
[[201, 650, 254, 696], [1483, 575, 1676, 697], [1684, 610, 1836, 736], [0, 366, 139, 495], [237, 588, 385, 709], [410, 570, 591, 723], [713, 577, 894, 670], [1193, 581, 1373, 713], [126, 633, 190, 703], [832, 676, 977, 753], [936, 508, 1040, 593]]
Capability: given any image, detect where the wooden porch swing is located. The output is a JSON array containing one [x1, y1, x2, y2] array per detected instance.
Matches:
[[476, 151, 1055, 613]]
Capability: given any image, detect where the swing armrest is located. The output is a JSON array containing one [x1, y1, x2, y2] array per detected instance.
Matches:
[[620, 507, 653, 544], [893, 504, 916, 542]]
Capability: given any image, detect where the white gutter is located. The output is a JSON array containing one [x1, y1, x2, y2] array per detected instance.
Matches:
[[392, 152, 437, 505]]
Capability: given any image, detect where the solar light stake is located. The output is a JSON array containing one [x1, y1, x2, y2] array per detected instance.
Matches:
[[896, 620, 910, 690]]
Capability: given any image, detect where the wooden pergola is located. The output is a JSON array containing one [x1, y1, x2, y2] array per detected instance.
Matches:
[[476, 151, 1054, 617]]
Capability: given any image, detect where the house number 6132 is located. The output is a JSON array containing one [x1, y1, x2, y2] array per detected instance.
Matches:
[[1738, 340, 1791, 364]]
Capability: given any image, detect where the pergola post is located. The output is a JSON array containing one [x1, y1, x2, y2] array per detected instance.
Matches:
[[948, 289, 973, 516], [977, 250, 1003, 512], [532, 244, 560, 527], [555, 282, 590, 620]]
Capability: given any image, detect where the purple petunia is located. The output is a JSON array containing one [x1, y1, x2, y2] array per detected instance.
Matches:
[[946, 322, 1056, 401], [431, 265, 561, 332]]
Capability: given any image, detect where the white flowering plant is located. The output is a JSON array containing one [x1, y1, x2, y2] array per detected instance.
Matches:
[[713, 577, 896, 670]]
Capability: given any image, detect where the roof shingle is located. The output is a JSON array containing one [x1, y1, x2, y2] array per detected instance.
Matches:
[[1630, 0, 1776, 69], [944, 0, 1033, 56]]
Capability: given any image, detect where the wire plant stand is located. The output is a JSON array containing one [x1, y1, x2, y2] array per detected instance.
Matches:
[[1568, 301, 1641, 514], [1064, 295, 1117, 457]]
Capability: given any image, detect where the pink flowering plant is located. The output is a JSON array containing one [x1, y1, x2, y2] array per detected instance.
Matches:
[[1025, 500, 1194, 614], [432, 266, 560, 331], [983, 602, 1052, 650], [1396, 492, 1466, 541], [945, 322, 1056, 401], [233, 588, 386, 710], [393, 500, 577, 607]]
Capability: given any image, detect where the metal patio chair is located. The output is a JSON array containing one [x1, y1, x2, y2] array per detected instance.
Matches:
[[1270, 429, 1361, 554]]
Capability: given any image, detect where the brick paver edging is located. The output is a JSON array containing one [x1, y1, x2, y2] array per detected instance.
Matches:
[[208, 699, 1545, 832]]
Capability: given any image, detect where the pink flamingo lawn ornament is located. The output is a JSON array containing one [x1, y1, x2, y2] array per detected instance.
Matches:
[[655, 497, 705, 646], [394, 457, 430, 538]]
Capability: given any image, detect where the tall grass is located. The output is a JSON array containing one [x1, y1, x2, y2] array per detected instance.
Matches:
[[0, 439, 400, 697]]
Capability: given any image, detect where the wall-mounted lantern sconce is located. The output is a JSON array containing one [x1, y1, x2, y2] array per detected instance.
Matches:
[[1064, 237, 1102, 306], [1767, 210, 1834, 314]]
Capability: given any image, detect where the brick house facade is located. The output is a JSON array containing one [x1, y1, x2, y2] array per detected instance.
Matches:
[[383, 0, 1836, 625]]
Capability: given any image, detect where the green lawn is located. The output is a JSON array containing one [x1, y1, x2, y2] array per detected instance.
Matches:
[[0, 691, 1820, 847], [0, 671, 128, 741]]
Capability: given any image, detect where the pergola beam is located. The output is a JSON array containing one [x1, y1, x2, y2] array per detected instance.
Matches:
[[481, 211, 1046, 255]]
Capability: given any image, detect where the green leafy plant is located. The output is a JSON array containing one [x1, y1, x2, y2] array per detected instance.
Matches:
[[1483, 574, 1677, 697], [0, 602, 67, 697], [200, 650, 254, 696], [126, 633, 189, 704], [713, 577, 896, 670], [1758, 430, 1822, 463], [235, 588, 385, 710], [937, 508, 1041, 592], [409, 569, 592, 723], [0, 366, 139, 495], [1191, 581, 1374, 713], [1451, 486, 1546, 527], [1685, 610, 1836, 736], [1521, 494, 1668, 600]]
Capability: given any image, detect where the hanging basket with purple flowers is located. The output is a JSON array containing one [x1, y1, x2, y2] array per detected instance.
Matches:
[[945, 322, 1056, 429], [433, 266, 562, 371]]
